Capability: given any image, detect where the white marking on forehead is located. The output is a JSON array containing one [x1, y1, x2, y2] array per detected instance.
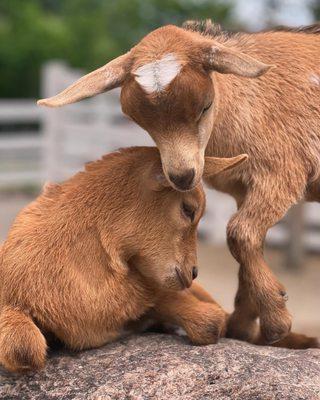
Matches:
[[309, 73, 320, 86], [134, 53, 181, 93]]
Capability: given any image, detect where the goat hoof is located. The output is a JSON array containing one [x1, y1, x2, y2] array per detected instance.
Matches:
[[261, 321, 292, 345], [263, 332, 286, 345], [226, 313, 258, 343], [261, 308, 292, 345]]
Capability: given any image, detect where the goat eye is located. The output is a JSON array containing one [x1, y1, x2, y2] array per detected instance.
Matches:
[[201, 101, 212, 115], [181, 202, 195, 222]]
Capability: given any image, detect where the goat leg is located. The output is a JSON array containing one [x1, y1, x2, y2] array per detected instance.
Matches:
[[226, 175, 305, 344], [151, 285, 227, 345]]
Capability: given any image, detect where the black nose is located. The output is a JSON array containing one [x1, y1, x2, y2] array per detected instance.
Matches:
[[192, 266, 198, 280], [169, 169, 195, 190]]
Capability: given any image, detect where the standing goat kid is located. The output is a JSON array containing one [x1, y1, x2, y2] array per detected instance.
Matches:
[[0, 147, 247, 373], [38, 21, 320, 344]]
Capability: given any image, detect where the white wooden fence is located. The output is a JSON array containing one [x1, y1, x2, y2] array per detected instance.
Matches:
[[0, 100, 43, 185], [0, 61, 319, 259]]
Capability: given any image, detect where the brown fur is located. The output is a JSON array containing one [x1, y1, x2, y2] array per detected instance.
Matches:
[[0, 147, 251, 373], [37, 21, 320, 345]]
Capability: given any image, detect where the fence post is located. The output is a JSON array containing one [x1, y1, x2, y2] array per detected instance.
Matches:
[[41, 61, 68, 182]]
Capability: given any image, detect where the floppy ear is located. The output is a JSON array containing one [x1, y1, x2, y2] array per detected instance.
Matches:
[[204, 154, 248, 178], [37, 52, 132, 107], [202, 43, 272, 78]]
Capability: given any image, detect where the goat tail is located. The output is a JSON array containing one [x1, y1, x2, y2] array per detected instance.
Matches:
[[0, 306, 47, 373]]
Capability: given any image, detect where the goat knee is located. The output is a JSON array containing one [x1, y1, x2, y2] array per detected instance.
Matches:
[[227, 218, 262, 264]]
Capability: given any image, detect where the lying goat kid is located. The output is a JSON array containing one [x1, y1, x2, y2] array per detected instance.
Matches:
[[0, 147, 247, 372]]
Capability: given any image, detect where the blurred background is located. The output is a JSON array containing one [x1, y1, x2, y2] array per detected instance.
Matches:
[[0, 0, 319, 337]]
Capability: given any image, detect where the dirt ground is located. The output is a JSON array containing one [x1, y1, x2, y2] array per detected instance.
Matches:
[[0, 193, 319, 338]]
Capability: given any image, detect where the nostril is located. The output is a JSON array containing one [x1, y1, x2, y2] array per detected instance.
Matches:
[[169, 169, 195, 190], [192, 266, 198, 280]]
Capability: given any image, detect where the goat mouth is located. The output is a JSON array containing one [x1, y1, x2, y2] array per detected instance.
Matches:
[[175, 267, 190, 289]]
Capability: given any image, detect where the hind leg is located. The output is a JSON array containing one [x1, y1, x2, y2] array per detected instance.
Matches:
[[0, 306, 47, 373]]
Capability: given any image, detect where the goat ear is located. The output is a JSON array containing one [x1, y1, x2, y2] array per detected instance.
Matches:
[[204, 154, 248, 178], [37, 52, 132, 107], [203, 44, 272, 78]]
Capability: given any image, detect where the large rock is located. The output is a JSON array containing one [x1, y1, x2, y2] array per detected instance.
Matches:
[[0, 334, 319, 399]]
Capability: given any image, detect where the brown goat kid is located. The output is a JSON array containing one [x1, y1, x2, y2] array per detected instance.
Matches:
[[38, 21, 320, 344], [0, 147, 248, 373]]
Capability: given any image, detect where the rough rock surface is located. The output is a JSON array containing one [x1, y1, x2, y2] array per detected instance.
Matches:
[[0, 334, 319, 400]]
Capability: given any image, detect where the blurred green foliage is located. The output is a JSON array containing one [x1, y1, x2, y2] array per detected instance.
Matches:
[[0, 0, 233, 98]]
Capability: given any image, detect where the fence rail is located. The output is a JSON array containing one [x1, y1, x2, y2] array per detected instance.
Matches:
[[0, 133, 42, 149], [0, 100, 41, 122]]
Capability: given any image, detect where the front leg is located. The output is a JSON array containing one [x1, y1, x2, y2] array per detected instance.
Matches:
[[152, 285, 227, 345], [188, 281, 218, 304], [226, 174, 305, 344]]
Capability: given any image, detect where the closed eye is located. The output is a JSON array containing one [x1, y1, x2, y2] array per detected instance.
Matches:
[[197, 101, 213, 121], [181, 202, 195, 222], [202, 101, 212, 114]]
